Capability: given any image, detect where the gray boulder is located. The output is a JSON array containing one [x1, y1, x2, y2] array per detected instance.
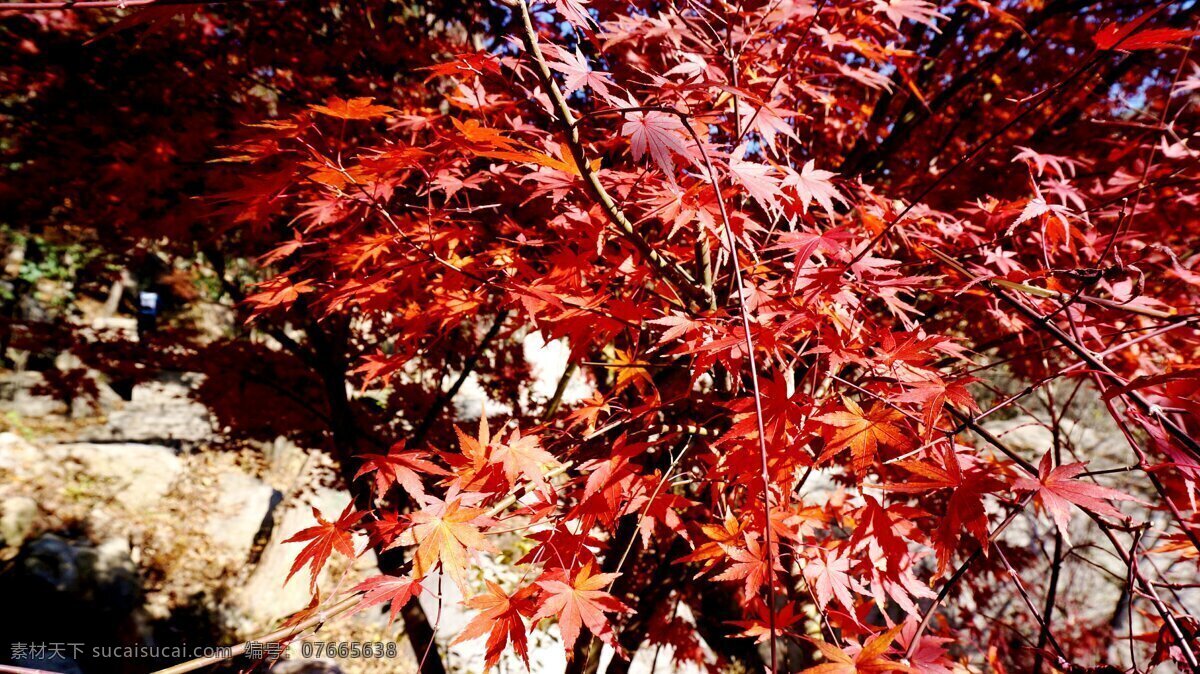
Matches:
[[80, 378, 214, 446], [22, 533, 140, 612], [1, 494, 39, 552]]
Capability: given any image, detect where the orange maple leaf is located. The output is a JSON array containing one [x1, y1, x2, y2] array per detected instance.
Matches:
[[491, 427, 560, 491], [802, 624, 910, 673], [567, 390, 610, 433], [401, 492, 497, 591], [817, 397, 910, 474], [453, 581, 538, 669], [311, 96, 395, 120], [676, 512, 746, 572], [451, 118, 580, 175]]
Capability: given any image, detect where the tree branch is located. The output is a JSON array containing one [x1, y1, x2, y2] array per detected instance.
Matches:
[[508, 0, 713, 310], [409, 309, 510, 445]]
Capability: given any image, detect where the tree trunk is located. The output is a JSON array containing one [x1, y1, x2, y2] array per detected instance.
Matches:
[[304, 318, 448, 674]]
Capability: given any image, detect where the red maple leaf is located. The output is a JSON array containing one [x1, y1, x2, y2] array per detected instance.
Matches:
[[714, 534, 783, 598], [771, 227, 854, 289], [897, 621, 956, 674], [283, 504, 366, 592], [849, 497, 913, 577], [355, 443, 448, 500], [804, 549, 857, 614], [533, 562, 631, 656], [517, 523, 605, 568], [453, 581, 538, 669], [893, 376, 979, 440], [348, 573, 424, 627], [728, 146, 784, 213], [787, 159, 845, 219], [1094, 8, 1197, 52], [728, 373, 812, 451], [1013, 452, 1136, 544], [626, 471, 695, 544], [546, 46, 610, 96], [621, 106, 691, 178], [884, 444, 1004, 574], [555, 0, 595, 30], [730, 600, 803, 644]]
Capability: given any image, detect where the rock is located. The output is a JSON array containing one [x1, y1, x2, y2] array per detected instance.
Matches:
[[5, 533, 144, 666], [521, 331, 590, 407], [263, 436, 311, 481], [204, 472, 276, 560], [58, 442, 183, 510], [0, 371, 65, 418], [1, 495, 39, 551], [90, 315, 138, 337], [92, 537, 141, 612], [186, 300, 236, 344], [0, 431, 37, 470], [21, 534, 140, 611], [24, 534, 83, 593], [227, 487, 354, 634], [451, 331, 591, 422], [79, 377, 214, 445]]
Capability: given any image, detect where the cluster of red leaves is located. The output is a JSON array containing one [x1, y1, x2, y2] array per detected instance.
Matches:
[[5, 0, 1199, 670], [231, 0, 1199, 669]]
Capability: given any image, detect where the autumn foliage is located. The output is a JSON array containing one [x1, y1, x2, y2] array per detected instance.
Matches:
[[3, 0, 1200, 672]]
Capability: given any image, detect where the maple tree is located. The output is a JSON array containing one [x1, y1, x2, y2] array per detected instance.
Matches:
[[3, 0, 1200, 672]]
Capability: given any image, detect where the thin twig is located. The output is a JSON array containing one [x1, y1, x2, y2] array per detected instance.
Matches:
[[508, 0, 712, 309], [410, 309, 510, 444]]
